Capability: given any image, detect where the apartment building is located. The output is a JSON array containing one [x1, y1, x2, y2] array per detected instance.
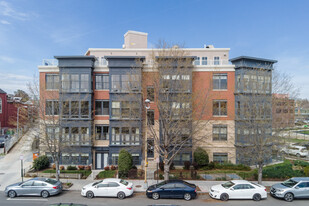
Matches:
[[272, 94, 295, 129], [38, 30, 240, 168]]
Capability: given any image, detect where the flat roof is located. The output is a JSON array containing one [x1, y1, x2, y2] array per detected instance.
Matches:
[[54, 55, 95, 59], [230, 56, 277, 63]]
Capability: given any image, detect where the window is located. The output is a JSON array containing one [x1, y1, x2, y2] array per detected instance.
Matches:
[[201, 57, 207, 65], [122, 101, 130, 118], [45, 100, 59, 115], [95, 100, 109, 115], [214, 56, 220, 65], [111, 127, 120, 145], [213, 153, 228, 164], [81, 127, 89, 145], [213, 125, 227, 141], [95, 74, 109, 90], [194, 57, 200, 65], [108, 182, 120, 187], [72, 127, 79, 145], [62, 153, 70, 165], [147, 86, 154, 101], [131, 127, 140, 145], [297, 182, 309, 188], [61, 73, 89, 92], [46, 125, 60, 140], [111, 101, 120, 118], [111, 75, 121, 92], [81, 153, 89, 165], [63, 127, 69, 143], [81, 101, 89, 118], [147, 110, 155, 125], [112, 154, 119, 165], [122, 127, 130, 145], [72, 153, 79, 165], [98, 183, 109, 188], [213, 74, 227, 90], [213, 100, 227, 116], [95, 125, 109, 140], [46, 74, 59, 90], [71, 101, 79, 118], [132, 154, 140, 165], [0, 98, 2, 114]]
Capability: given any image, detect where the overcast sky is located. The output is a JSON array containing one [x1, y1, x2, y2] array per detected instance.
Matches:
[[0, 0, 309, 98]]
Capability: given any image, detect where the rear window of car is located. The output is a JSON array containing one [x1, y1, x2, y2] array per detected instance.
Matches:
[[45, 178, 58, 185], [120, 179, 129, 186]]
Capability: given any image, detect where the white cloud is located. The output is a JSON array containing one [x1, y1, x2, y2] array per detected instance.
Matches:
[[0, 19, 10, 24], [0, 1, 33, 21], [0, 73, 32, 94], [0, 55, 14, 63]]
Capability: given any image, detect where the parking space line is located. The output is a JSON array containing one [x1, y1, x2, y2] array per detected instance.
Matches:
[[7, 198, 48, 201]]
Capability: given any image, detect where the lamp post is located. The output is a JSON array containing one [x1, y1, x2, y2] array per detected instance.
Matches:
[[144, 99, 150, 189]]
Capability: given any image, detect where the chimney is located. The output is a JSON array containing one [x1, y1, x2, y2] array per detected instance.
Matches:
[[124, 31, 148, 49]]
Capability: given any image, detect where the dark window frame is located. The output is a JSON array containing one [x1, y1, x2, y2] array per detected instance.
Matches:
[[95, 125, 109, 140], [95, 74, 109, 90], [213, 73, 227, 90], [95, 100, 109, 115], [46, 74, 59, 90], [213, 125, 228, 141], [213, 100, 227, 116]]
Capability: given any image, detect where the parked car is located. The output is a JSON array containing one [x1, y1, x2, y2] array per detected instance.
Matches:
[[209, 180, 267, 201], [5, 177, 62, 198], [295, 142, 309, 150], [270, 177, 309, 202], [49, 204, 87, 206], [81, 178, 133, 199], [146, 180, 197, 201], [281, 144, 309, 157]]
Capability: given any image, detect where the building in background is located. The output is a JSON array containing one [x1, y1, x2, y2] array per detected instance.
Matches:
[[272, 94, 295, 129]]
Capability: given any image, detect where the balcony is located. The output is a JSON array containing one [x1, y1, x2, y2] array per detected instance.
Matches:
[[42, 59, 58, 66]]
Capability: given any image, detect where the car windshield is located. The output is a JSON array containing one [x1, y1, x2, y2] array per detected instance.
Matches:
[[156, 181, 167, 187], [282, 179, 299, 188], [251, 182, 260, 187], [221, 181, 235, 189], [92, 181, 103, 186], [45, 178, 58, 185], [120, 179, 129, 186], [301, 149, 307, 152]]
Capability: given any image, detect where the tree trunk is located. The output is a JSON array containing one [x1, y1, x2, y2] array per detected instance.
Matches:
[[55, 158, 60, 181], [258, 164, 263, 184], [164, 163, 170, 180]]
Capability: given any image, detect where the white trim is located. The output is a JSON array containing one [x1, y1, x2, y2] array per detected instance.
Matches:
[[38, 66, 59, 72], [94, 66, 109, 72], [193, 67, 235, 72], [124, 30, 148, 37]]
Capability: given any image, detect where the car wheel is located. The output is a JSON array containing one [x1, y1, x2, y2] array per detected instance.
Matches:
[[184, 193, 192, 201], [41, 190, 49, 198], [86, 191, 94, 199], [220, 193, 229, 201], [117, 192, 126, 200], [8, 190, 16, 198], [284, 192, 294, 202], [253, 193, 261, 201], [296, 153, 300, 158], [152, 192, 160, 200]]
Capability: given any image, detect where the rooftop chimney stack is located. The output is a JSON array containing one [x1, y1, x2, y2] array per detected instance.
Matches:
[[124, 31, 148, 49]]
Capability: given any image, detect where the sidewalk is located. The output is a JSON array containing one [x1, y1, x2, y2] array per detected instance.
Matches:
[[65, 178, 281, 193]]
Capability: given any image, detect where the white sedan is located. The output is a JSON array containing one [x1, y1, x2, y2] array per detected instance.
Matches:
[[81, 178, 133, 199], [209, 180, 267, 201]]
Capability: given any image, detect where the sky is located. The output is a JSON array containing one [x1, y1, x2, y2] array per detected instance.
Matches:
[[0, 0, 309, 98]]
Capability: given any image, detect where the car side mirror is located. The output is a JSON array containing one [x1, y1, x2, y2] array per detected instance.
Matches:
[[295, 186, 299, 189], [94, 186, 98, 188], [230, 188, 234, 191]]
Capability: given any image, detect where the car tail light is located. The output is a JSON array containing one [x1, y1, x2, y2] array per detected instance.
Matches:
[[53, 186, 58, 189], [265, 189, 267, 191], [127, 187, 132, 190], [195, 188, 197, 192]]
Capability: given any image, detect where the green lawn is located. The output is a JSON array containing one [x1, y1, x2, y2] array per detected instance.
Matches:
[[96, 170, 116, 179], [286, 138, 308, 143]]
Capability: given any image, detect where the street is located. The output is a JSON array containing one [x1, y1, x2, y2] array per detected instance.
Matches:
[[0, 190, 309, 206]]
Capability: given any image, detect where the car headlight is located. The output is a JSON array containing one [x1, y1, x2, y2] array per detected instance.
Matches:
[[82, 187, 86, 190], [276, 189, 284, 193], [147, 190, 152, 193]]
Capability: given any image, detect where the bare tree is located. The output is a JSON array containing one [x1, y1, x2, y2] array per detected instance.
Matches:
[[142, 43, 211, 180]]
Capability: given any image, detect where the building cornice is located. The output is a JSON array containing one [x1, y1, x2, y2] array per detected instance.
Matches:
[[38, 66, 59, 72]]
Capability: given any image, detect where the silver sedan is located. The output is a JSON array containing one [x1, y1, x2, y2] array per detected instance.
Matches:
[[4, 177, 62, 198]]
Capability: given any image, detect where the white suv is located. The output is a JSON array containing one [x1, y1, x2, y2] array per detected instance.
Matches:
[[281, 144, 308, 157]]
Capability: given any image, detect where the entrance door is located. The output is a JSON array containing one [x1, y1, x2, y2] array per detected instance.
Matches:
[[147, 139, 154, 158], [96, 153, 109, 169]]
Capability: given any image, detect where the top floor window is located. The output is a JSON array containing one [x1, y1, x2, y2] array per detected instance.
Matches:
[[95, 74, 109, 90], [61, 73, 90, 92], [214, 57, 220, 65], [194, 57, 200, 65], [46, 74, 59, 90], [0, 98, 2, 114], [201, 57, 207, 65], [147, 86, 154, 101], [213, 73, 227, 90]]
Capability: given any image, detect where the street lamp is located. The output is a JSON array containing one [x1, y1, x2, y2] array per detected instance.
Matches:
[[144, 99, 150, 189]]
